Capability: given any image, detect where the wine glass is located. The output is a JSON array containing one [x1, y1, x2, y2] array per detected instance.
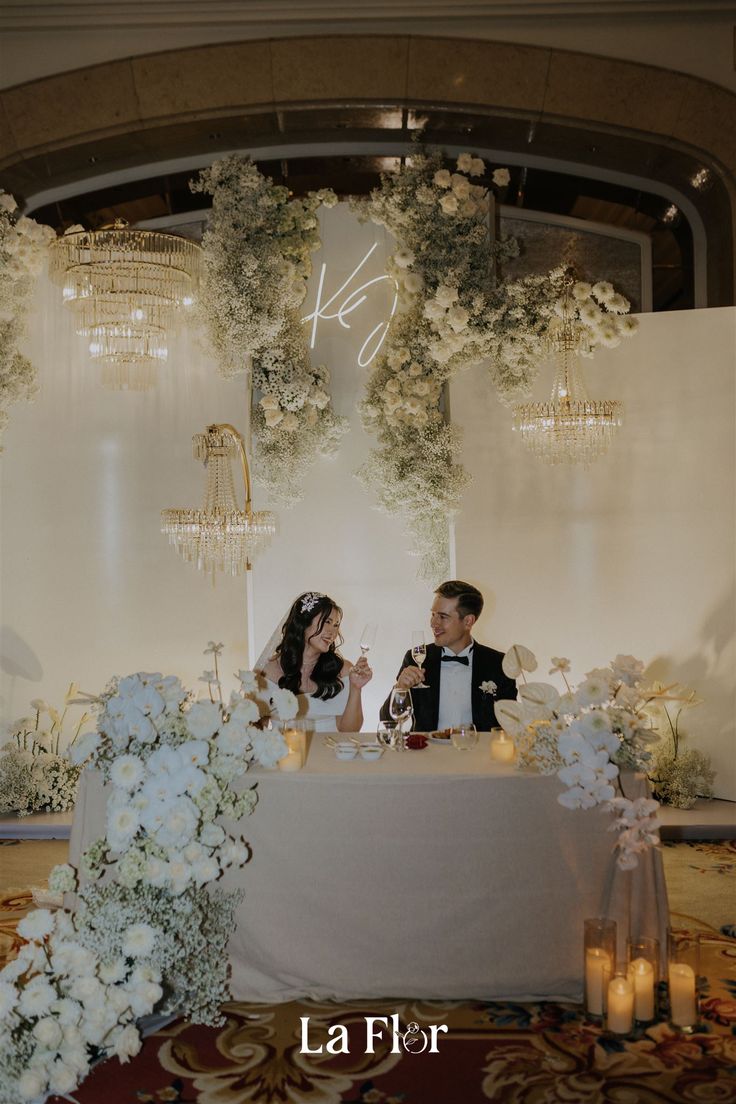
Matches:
[[389, 686, 412, 751], [360, 622, 378, 657], [411, 631, 429, 689], [450, 723, 478, 751]]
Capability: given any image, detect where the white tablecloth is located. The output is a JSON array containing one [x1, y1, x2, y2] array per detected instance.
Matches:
[[69, 734, 669, 1004]]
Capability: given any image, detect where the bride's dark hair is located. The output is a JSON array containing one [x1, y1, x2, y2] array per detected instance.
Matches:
[[276, 593, 345, 700]]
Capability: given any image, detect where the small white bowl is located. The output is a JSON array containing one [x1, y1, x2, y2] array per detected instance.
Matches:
[[334, 742, 358, 761], [359, 743, 383, 761]]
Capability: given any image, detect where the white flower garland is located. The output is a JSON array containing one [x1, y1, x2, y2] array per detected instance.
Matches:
[[495, 646, 662, 870], [0, 649, 296, 1103], [0, 192, 54, 451], [192, 157, 348, 504], [356, 151, 639, 577]]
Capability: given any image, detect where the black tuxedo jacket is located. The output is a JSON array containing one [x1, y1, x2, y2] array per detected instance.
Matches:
[[379, 641, 517, 732]]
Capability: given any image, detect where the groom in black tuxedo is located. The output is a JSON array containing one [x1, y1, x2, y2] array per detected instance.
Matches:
[[380, 580, 517, 732]]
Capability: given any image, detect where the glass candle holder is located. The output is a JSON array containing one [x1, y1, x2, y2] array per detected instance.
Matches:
[[668, 931, 700, 1031], [490, 729, 515, 762], [584, 918, 616, 1018], [627, 936, 659, 1023], [606, 969, 635, 1035]]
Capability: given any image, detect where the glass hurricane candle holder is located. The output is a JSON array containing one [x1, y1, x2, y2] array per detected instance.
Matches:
[[606, 968, 635, 1036], [627, 936, 659, 1023], [668, 931, 700, 1032], [584, 918, 616, 1019]]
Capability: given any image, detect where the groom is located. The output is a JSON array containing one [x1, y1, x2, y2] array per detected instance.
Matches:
[[380, 580, 517, 732]]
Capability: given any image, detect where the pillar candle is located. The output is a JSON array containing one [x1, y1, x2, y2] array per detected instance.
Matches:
[[278, 750, 302, 772], [490, 734, 515, 763], [585, 948, 611, 1016], [607, 974, 634, 1034], [629, 957, 655, 1021], [669, 963, 697, 1027]]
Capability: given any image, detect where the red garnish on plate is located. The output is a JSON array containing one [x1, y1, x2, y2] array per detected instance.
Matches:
[[406, 733, 428, 750]]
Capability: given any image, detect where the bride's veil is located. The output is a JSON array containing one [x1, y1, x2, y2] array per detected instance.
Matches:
[[253, 607, 290, 675]]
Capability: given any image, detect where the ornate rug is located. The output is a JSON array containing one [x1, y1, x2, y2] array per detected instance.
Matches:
[[1, 840, 735, 1103]]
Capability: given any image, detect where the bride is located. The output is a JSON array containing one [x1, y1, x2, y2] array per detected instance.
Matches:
[[258, 592, 372, 732]]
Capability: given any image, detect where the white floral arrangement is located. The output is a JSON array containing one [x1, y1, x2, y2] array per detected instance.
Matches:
[[355, 151, 639, 576], [191, 157, 348, 504], [645, 682, 714, 809], [0, 192, 55, 450], [495, 646, 663, 869], [0, 645, 296, 1103], [0, 689, 90, 816]]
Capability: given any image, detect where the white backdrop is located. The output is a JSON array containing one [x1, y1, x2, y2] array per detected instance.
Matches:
[[1, 205, 734, 797]]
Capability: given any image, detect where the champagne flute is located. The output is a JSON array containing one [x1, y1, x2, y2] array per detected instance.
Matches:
[[359, 622, 378, 657], [411, 631, 429, 689], [389, 686, 412, 751]]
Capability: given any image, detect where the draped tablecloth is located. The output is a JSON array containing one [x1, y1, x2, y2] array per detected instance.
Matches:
[[69, 733, 669, 1004]]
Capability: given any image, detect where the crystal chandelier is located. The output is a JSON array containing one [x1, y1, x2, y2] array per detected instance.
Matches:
[[50, 220, 201, 391], [161, 424, 276, 577], [512, 287, 623, 466]]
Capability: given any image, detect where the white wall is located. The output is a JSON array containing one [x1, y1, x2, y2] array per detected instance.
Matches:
[[453, 306, 736, 800], [1, 206, 734, 798]]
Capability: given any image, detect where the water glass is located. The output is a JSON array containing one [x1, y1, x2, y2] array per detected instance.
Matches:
[[450, 724, 478, 750]]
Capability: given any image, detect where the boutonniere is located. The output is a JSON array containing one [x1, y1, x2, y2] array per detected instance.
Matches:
[[480, 680, 497, 697]]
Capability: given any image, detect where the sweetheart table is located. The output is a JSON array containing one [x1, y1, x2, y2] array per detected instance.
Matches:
[[69, 734, 669, 1004]]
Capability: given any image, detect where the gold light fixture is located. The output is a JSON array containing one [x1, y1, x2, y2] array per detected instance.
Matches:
[[50, 220, 201, 391], [512, 286, 623, 466], [161, 424, 276, 578]]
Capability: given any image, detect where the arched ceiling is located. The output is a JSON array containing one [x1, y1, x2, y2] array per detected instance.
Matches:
[[1, 34, 734, 308]]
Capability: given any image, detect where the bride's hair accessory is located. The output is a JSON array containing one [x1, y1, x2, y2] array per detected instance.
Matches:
[[300, 592, 323, 614]]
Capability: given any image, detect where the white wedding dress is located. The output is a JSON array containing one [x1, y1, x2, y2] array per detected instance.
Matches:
[[264, 677, 350, 733]]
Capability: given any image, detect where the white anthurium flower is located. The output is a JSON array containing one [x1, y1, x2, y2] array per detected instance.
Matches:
[[250, 728, 289, 768], [147, 744, 183, 777], [154, 674, 186, 708], [502, 644, 538, 679], [518, 682, 560, 717], [548, 657, 571, 675], [120, 701, 157, 745], [186, 700, 222, 740], [494, 699, 529, 739]]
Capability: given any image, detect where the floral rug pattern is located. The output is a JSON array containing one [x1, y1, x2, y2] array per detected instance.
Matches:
[[2, 841, 735, 1103]]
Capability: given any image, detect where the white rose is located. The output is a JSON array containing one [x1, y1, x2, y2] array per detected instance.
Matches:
[[17, 907, 55, 941], [450, 173, 471, 199], [186, 701, 221, 740], [433, 169, 452, 188], [48, 1059, 78, 1095], [18, 1069, 46, 1101], [0, 193, 18, 213], [281, 412, 299, 431], [33, 1016, 63, 1048], [155, 797, 199, 848], [435, 284, 459, 307], [447, 304, 470, 333], [492, 168, 511, 187], [439, 193, 458, 214], [264, 408, 284, 428], [111, 1023, 141, 1062], [19, 977, 56, 1017], [200, 822, 226, 847], [456, 152, 473, 173], [469, 156, 485, 177], [403, 272, 424, 295], [122, 922, 157, 958], [459, 198, 478, 218]]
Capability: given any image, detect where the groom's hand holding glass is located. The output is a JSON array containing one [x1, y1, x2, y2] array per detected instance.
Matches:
[[396, 663, 426, 691]]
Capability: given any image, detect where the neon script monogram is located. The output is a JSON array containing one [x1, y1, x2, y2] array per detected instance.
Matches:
[[301, 243, 398, 367]]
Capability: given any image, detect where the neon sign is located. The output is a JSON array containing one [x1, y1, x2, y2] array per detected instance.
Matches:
[[301, 242, 398, 367]]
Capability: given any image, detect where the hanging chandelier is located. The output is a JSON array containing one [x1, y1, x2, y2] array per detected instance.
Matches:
[[161, 424, 276, 577], [512, 286, 623, 466], [50, 220, 201, 391]]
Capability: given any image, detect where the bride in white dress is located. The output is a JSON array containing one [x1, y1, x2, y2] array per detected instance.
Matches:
[[258, 592, 372, 733]]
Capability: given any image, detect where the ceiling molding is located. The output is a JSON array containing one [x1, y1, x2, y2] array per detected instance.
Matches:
[[1, 0, 733, 30]]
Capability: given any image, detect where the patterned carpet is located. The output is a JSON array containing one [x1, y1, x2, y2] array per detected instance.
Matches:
[[1, 840, 734, 1103]]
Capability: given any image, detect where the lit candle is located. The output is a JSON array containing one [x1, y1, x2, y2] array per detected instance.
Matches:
[[629, 957, 655, 1021], [585, 948, 611, 1016], [669, 963, 697, 1027], [490, 733, 515, 763], [278, 750, 302, 772], [607, 974, 634, 1034]]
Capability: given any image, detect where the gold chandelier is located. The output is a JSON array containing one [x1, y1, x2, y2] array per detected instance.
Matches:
[[161, 424, 276, 578], [50, 220, 201, 391], [512, 287, 623, 466]]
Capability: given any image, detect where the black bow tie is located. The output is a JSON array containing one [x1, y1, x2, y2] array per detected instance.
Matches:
[[441, 654, 470, 666]]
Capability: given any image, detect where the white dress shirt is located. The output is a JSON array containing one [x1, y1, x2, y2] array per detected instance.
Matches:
[[437, 641, 474, 730]]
